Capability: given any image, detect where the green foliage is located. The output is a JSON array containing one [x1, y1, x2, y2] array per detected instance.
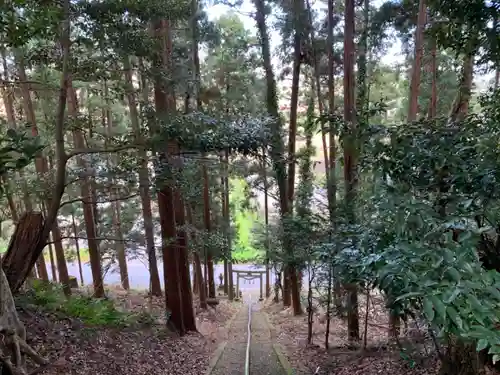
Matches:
[[20, 280, 150, 327], [63, 247, 90, 263], [231, 178, 263, 263], [0, 127, 44, 198], [324, 90, 500, 362], [151, 112, 272, 156]]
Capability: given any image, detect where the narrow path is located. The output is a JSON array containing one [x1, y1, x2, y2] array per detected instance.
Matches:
[[209, 297, 288, 375], [210, 303, 249, 375], [249, 305, 287, 375]]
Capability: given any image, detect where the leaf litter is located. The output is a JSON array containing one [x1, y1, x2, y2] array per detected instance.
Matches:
[[263, 291, 439, 375], [17, 287, 239, 375]]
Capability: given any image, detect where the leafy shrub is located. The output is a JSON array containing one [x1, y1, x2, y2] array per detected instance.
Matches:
[[60, 295, 127, 326], [20, 281, 148, 327]]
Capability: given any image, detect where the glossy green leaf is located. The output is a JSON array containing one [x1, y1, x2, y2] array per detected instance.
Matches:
[[447, 306, 463, 329], [429, 295, 447, 321], [487, 286, 500, 301], [446, 268, 461, 283], [477, 339, 489, 352], [423, 297, 435, 321]]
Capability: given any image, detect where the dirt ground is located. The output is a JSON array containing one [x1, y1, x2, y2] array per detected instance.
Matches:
[[263, 292, 439, 375], [18, 288, 239, 375]]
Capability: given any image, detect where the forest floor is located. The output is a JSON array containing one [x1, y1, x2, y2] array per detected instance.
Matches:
[[16, 285, 239, 375], [263, 292, 439, 375]]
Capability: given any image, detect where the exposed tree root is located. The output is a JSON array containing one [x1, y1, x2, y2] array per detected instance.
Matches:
[[0, 264, 57, 375]]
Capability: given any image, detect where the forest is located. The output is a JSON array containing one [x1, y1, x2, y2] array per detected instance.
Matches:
[[0, 0, 499, 374]]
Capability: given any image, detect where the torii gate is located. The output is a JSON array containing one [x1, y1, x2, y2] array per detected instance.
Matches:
[[233, 269, 266, 301]]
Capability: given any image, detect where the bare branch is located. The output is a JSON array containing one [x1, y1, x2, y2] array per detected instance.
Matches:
[[45, 236, 134, 246], [59, 193, 139, 209], [66, 143, 144, 159]]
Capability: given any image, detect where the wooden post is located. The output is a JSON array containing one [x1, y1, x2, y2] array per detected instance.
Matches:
[[236, 274, 240, 300], [228, 265, 234, 301], [259, 273, 263, 301]]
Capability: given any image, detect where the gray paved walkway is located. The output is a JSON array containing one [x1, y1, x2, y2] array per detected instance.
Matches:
[[209, 298, 287, 375], [249, 305, 287, 375]]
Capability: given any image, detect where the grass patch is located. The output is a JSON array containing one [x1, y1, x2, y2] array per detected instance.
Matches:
[[42, 247, 90, 263], [19, 280, 152, 327], [232, 248, 264, 263]]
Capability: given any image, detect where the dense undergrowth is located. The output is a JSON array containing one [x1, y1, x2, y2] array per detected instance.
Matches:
[[16, 280, 154, 327]]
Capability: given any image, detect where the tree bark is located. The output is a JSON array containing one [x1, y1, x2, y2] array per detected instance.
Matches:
[[407, 0, 427, 122], [253, 0, 302, 315], [220, 165, 229, 296], [449, 54, 474, 122], [47, 234, 58, 283], [186, 205, 207, 308], [71, 212, 84, 286], [428, 36, 438, 119], [263, 149, 270, 299], [113, 200, 129, 290], [68, 83, 105, 298], [344, 0, 360, 342], [203, 163, 216, 298], [153, 18, 193, 334], [104, 81, 129, 290], [222, 150, 234, 301], [157, 177, 184, 332], [3, 176, 19, 224], [173, 190, 196, 331], [15, 51, 66, 289], [2, 213, 45, 292], [123, 56, 162, 296], [306, 0, 329, 181]]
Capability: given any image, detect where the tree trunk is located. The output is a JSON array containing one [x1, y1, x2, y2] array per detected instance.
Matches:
[[194, 253, 207, 307], [407, 0, 427, 122], [186, 205, 207, 308], [428, 35, 438, 119], [202, 163, 216, 298], [173, 190, 196, 331], [53, 226, 71, 294], [15, 51, 52, 285], [113, 202, 129, 290], [439, 338, 484, 375], [449, 54, 474, 122], [388, 311, 401, 339], [2, 213, 46, 292], [158, 177, 184, 332], [344, 0, 360, 342], [191, 0, 202, 111], [193, 259, 199, 295], [3, 176, 19, 224], [68, 83, 105, 298], [263, 149, 270, 299], [222, 150, 234, 301], [284, 0, 305, 315], [103, 82, 130, 291], [253, 0, 301, 315], [286, 0, 303, 210], [326, 0, 341, 314], [306, 0, 329, 181], [123, 56, 162, 296], [71, 212, 84, 286], [356, 0, 369, 120], [154, 18, 190, 334], [42, 161, 71, 294], [47, 235, 58, 283]]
